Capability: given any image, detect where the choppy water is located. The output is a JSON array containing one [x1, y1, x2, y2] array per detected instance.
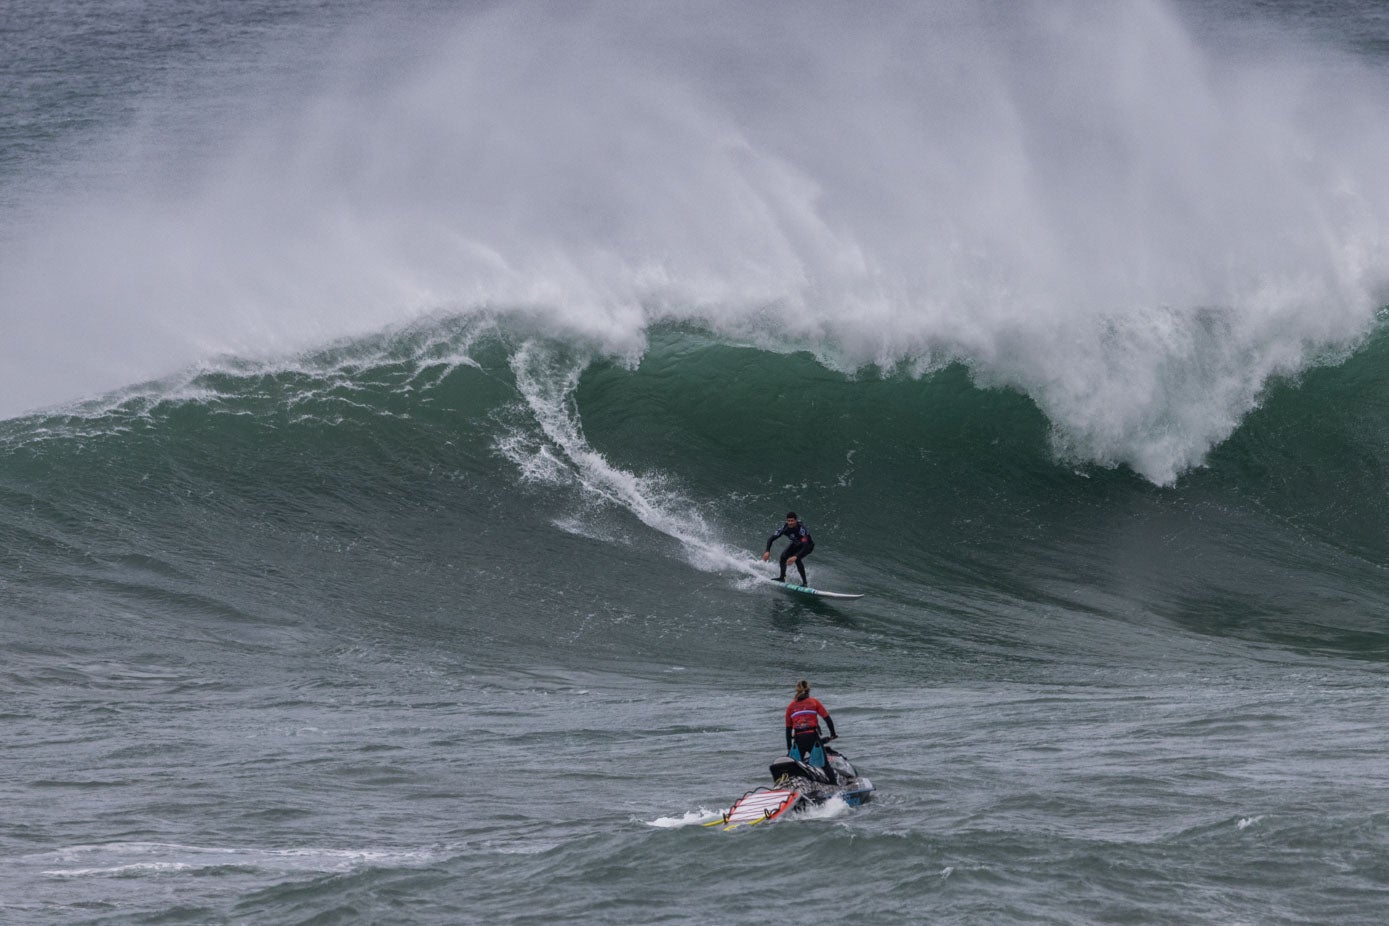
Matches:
[[4, 2, 1389, 924]]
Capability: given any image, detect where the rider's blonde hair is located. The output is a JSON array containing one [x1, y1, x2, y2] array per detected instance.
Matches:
[[794, 679, 811, 700]]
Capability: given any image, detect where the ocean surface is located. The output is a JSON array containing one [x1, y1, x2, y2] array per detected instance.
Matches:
[[4, 2, 1389, 923]]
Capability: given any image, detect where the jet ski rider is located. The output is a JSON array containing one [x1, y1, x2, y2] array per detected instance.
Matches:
[[763, 511, 814, 585], [785, 679, 837, 782]]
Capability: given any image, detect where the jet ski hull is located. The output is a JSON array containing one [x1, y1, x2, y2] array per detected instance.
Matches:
[[769, 747, 875, 807], [707, 747, 876, 831]]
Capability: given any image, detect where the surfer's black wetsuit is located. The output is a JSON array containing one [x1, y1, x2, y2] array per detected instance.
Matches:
[[766, 522, 814, 584]]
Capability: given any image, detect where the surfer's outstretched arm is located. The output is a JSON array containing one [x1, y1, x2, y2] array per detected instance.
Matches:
[[762, 524, 788, 560]]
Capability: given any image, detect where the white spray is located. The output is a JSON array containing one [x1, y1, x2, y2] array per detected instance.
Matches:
[[3, 0, 1387, 483], [504, 340, 767, 576]]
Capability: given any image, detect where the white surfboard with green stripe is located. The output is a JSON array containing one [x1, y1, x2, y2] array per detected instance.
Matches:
[[768, 577, 864, 600]]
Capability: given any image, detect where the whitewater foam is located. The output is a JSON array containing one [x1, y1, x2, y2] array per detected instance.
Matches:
[[645, 809, 725, 829], [29, 841, 440, 878], [4, 1, 1388, 482]]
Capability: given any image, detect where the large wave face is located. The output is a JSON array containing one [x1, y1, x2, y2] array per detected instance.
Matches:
[[3, 0, 1389, 484], [6, 317, 1389, 665]]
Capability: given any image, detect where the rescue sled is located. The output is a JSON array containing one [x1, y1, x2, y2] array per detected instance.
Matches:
[[706, 743, 874, 831]]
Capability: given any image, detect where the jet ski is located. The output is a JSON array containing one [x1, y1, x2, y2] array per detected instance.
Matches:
[[708, 741, 874, 830], [770, 741, 875, 807]]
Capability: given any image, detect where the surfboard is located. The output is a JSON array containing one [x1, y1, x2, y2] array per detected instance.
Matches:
[[768, 577, 865, 600]]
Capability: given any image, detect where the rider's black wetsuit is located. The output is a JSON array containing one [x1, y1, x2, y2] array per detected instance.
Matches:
[[766, 521, 815, 585]]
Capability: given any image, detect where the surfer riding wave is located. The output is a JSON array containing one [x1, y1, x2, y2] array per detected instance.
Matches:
[[763, 511, 814, 584]]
